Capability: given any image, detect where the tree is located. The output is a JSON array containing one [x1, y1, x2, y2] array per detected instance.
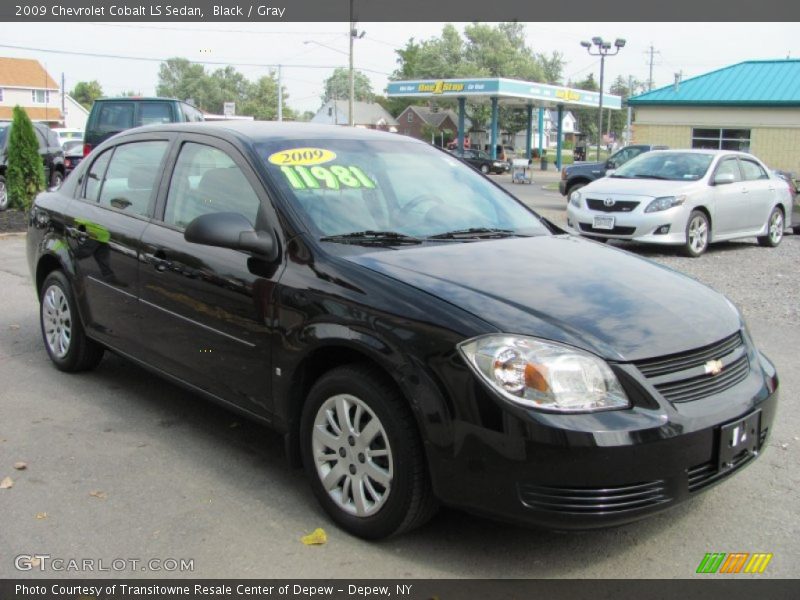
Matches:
[[6, 106, 45, 210], [609, 75, 647, 143], [322, 68, 374, 103], [570, 74, 600, 144], [70, 80, 103, 110], [240, 73, 295, 121], [156, 57, 210, 106]]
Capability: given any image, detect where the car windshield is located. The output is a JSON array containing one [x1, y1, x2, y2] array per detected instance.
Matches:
[[612, 152, 714, 181], [257, 139, 549, 241]]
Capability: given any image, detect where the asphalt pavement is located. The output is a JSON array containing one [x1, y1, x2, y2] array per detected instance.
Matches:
[[1, 224, 798, 579]]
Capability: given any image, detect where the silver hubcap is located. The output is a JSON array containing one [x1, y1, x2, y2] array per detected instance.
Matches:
[[43, 285, 72, 358], [688, 215, 708, 253], [312, 394, 393, 517], [769, 211, 783, 244], [0, 180, 7, 208]]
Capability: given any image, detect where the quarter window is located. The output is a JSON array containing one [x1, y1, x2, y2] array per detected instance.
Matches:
[[692, 128, 751, 152], [163, 143, 261, 229], [94, 141, 169, 217]]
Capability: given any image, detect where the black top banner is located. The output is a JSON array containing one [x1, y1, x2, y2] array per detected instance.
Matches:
[[1, 0, 799, 22]]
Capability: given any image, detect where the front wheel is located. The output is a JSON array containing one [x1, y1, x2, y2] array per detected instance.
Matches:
[[683, 210, 710, 257], [757, 207, 784, 247], [480, 164, 490, 174], [50, 169, 64, 189], [40, 271, 104, 372], [300, 365, 437, 539]]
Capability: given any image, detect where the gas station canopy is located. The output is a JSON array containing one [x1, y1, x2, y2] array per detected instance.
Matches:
[[387, 77, 622, 166]]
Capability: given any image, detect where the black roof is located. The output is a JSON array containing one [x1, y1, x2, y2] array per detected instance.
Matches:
[[116, 121, 416, 145]]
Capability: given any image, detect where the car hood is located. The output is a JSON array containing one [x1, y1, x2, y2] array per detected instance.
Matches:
[[347, 236, 740, 362], [583, 176, 700, 198]]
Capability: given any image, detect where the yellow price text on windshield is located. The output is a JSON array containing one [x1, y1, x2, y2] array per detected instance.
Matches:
[[280, 165, 376, 191], [268, 147, 337, 166]]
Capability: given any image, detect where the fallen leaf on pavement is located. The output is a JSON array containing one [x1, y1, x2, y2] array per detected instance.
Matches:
[[300, 528, 328, 545], [0, 476, 13, 489], [35, 512, 48, 519], [89, 490, 107, 499], [14, 462, 27, 470], [8, 324, 20, 330]]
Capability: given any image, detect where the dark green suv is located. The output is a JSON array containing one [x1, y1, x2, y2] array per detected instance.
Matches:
[[83, 97, 203, 157]]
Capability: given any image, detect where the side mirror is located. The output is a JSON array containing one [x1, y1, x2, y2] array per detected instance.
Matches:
[[606, 159, 616, 169], [184, 212, 279, 261], [605, 169, 616, 177], [713, 172, 735, 185]]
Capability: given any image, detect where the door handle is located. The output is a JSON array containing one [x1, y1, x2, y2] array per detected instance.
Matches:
[[149, 249, 172, 272]]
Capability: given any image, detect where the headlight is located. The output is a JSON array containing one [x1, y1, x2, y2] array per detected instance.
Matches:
[[644, 195, 686, 213], [458, 335, 629, 412], [493, 161, 503, 167], [569, 190, 582, 208]]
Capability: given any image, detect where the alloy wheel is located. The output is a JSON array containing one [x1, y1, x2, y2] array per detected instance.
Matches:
[[688, 214, 708, 254], [42, 284, 72, 358], [311, 393, 393, 517], [769, 210, 783, 245]]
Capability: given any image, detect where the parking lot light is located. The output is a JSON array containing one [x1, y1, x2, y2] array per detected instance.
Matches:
[[581, 36, 626, 161]]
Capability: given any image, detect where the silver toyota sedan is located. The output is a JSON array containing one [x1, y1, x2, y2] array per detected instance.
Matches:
[[566, 149, 794, 256]]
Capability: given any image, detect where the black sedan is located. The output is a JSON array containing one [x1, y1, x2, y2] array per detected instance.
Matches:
[[450, 147, 509, 174], [27, 122, 778, 539]]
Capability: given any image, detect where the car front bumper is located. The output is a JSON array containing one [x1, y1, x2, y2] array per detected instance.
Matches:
[[566, 203, 691, 245], [427, 347, 778, 530]]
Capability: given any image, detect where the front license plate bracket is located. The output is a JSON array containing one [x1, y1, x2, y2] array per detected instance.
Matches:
[[718, 410, 761, 471]]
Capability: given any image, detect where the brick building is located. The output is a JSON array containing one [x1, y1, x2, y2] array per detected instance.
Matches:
[[629, 59, 800, 173]]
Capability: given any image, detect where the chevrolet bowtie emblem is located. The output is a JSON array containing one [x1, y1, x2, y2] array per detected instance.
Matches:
[[704, 359, 724, 376]]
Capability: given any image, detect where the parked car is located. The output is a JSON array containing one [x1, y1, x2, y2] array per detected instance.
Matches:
[[566, 149, 793, 256], [27, 123, 778, 539], [63, 142, 85, 176], [83, 97, 204, 156], [482, 143, 514, 162], [52, 128, 84, 146], [450, 148, 509, 174], [559, 144, 669, 198], [1, 121, 65, 210]]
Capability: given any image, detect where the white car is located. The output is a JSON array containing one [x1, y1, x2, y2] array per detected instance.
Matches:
[[566, 149, 793, 257]]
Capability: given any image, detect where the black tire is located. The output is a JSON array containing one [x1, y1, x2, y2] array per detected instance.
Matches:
[[300, 365, 437, 539], [480, 164, 490, 174], [682, 210, 710, 257], [39, 271, 104, 372], [757, 206, 784, 247], [50, 169, 64, 189], [0, 174, 7, 211]]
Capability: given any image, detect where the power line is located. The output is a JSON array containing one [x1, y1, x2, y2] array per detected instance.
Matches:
[[644, 44, 661, 91], [0, 42, 390, 75]]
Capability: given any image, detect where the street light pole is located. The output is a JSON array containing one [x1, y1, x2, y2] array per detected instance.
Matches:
[[348, 0, 355, 127], [581, 37, 625, 161]]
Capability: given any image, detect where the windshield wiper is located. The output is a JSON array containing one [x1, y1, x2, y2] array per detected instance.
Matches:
[[427, 227, 518, 240], [632, 173, 669, 180], [319, 230, 423, 246]]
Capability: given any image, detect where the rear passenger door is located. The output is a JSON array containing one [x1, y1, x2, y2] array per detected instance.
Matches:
[[738, 157, 774, 230], [137, 134, 282, 417], [66, 134, 172, 355]]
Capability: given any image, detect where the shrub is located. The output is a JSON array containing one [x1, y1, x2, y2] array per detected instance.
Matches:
[[6, 106, 45, 211]]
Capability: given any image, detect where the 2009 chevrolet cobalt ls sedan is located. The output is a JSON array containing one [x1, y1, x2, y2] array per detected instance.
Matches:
[[566, 149, 792, 256], [27, 123, 778, 539]]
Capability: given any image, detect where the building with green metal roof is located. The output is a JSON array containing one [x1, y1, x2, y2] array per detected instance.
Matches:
[[628, 59, 800, 172]]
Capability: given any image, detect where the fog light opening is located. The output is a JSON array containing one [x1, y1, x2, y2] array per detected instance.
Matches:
[[655, 225, 671, 235]]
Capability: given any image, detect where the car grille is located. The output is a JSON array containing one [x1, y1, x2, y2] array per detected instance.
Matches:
[[578, 223, 636, 235], [518, 481, 670, 514], [687, 429, 768, 493], [586, 199, 640, 213], [634, 332, 749, 403]]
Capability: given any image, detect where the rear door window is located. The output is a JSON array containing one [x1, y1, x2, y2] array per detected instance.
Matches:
[[138, 102, 174, 126], [739, 159, 768, 181], [96, 141, 169, 217]]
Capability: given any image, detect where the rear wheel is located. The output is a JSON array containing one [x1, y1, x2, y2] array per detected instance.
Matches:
[[566, 182, 586, 200], [683, 210, 710, 257], [50, 169, 64, 189], [40, 271, 104, 372], [300, 365, 437, 539], [0, 174, 7, 211], [480, 164, 490, 174], [757, 207, 784, 247]]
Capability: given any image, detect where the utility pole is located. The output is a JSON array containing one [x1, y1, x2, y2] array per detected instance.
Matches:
[[645, 44, 660, 91], [626, 75, 633, 145], [61, 72, 66, 125], [277, 64, 283, 122], [348, 0, 355, 127]]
